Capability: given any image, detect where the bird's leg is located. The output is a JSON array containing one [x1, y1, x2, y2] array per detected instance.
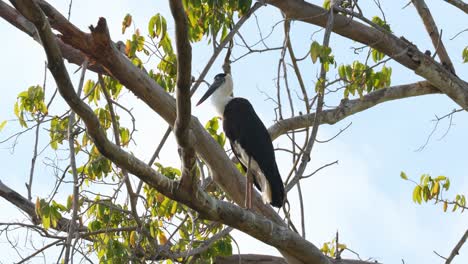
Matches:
[[245, 156, 253, 209]]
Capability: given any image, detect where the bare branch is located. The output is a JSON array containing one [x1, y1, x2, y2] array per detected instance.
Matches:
[[412, 0, 456, 74], [17, 238, 65, 264], [269, 81, 440, 140], [443, 0, 468, 13], [446, 229, 468, 264], [64, 59, 87, 264], [283, 0, 337, 194]]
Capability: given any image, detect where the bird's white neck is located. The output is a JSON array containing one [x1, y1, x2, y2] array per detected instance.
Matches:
[[210, 74, 233, 116], [211, 92, 232, 116]]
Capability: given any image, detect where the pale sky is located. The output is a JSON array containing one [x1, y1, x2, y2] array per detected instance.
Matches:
[[0, 0, 467, 263]]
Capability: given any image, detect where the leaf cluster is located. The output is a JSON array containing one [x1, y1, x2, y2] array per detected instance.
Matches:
[[401, 172, 466, 213], [14, 85, 48, 127], [339, 61, 392, 98]]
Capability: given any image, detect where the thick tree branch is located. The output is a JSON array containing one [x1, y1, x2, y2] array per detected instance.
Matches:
[[169, 0, 197, 191], [443, 0, 468, 13], [0, 179, 86, 233], [269, 81, 440, 140], [267, 0, 468, 109], [215, 254, 288, 264], [412, 0, 455, 74], [214, 254, 379, 264], [0, 0, 108, 75]]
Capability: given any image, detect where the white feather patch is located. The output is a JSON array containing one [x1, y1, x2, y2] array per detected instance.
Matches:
[[233, 142, 272, 204]]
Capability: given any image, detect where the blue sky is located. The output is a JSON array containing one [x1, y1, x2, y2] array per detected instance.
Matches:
[[0, 0, 467, 263]]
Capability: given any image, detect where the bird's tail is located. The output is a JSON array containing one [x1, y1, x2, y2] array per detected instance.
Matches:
[[269, 171, 285, 208]]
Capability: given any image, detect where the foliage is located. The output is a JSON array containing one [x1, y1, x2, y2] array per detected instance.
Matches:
[[35, 198, 64, 230], [14, 85, 47, 127], [182, 0, 251, 42], [49, 116, 69, 150], [205, 117, 226, 147], [401, 172, 466, 213], [339, 61, 392, 98], [320, 236, 347, 258], [310, 41, 335, 72]]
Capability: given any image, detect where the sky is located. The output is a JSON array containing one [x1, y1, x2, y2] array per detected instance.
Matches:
[[0, 0, 467, 263]]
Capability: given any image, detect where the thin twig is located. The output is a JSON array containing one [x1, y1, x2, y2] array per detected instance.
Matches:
[[284, 0, 338, 193], [64, 59, 87, 264]]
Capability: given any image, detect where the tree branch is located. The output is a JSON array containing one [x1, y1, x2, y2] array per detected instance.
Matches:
[[0, 179, 86, 232], [412, 0, 455, 74], [63, 59, 87, 264], [0, 0, 108, 75], [214, 254, 379, 264], [269, 81, 440, 140], [446, 229, 468, 264], [267, 0, 468, 109], [169, 0, 197, 191], [443, 0, 468, 13]]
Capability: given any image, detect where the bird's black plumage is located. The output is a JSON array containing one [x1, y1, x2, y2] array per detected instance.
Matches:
[[223, 98, 285, 207]]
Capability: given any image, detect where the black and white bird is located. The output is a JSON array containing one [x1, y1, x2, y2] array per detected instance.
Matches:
[[197, 73, 285, 208]]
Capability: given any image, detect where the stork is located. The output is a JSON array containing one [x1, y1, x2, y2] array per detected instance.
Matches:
[[196, 73, 285, 209]]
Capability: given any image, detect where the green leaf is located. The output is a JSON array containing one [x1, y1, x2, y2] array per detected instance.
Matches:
[[170, 201, 178, 215], [67, 195, 73, 211], [238, 0, 252, 16], [122, 14, 132, 34], [371, 49, 385, 62], [42, 213, 51, 229], [371, 16, 392, 32], [462, 47, 468, 63], [119, 127, 130, 146], [148, 14, 167, 39], [0, 120, 6, 132], [435, 175, 446, 181], [432, 181, 440, 196], [422, 186, 430, 202], [338, 65, 346, 80], [413, 185, 422, 204], [310, 41, 321, 64], [443, 178, 450, 190], [52, 200, 67, 212], [13, 102, 20, 117], [400, 171, 408, 180]]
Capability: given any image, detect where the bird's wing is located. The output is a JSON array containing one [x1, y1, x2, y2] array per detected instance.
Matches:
[[230, 141, 261, 190], [223, 98, 284, 207]]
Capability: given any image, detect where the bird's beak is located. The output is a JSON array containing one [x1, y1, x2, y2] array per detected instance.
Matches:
[[196, 78, 223, 106]]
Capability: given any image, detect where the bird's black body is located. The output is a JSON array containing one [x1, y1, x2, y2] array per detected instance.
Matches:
[[223, 98, 285, 207]]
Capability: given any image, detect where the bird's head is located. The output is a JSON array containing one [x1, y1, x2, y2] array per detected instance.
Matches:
[[196, 73, 233, 106]]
